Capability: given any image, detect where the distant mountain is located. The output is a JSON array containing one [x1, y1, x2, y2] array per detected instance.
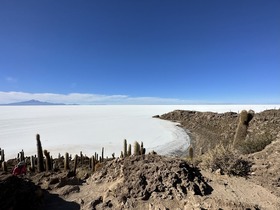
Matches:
[[0, 99, 66, 106]]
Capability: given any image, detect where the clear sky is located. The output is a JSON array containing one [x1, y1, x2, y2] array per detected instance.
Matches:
[[0, 0, 279, 104]]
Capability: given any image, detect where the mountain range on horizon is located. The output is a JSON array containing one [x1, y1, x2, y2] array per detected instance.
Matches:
[[0, 99, 67, 106]]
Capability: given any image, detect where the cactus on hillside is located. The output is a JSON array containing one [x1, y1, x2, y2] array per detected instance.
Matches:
[[233, 110, 254, 149], [18, 149, 25, 162], [128, 144, 131, 156], [102, 147, 104, 162], [189, 146, 194, 161], [80, 151, 84, 165], [91, 156, 95, 172], [0, 149, 5, 162], [124, 139, 127, 157], [44, 150, 52, 171], [64, 152, 70, 171], [140, 141, 146, 155], [2, 161, 7, 172], [36, 134, 45, 172], [74, 154, 78, 175], [134, 141, 140, 155], [30, 156, 35, 172]]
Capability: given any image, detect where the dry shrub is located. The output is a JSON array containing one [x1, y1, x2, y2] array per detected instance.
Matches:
[[201, 144, 251, 176], [239, 133, 273, 154], [95, 162, 103, 172]]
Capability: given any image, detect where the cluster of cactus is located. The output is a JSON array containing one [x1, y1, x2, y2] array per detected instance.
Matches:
[[5, 134, 149, 175], [121, 139, 145, 158], [233, 110, 254, 148]]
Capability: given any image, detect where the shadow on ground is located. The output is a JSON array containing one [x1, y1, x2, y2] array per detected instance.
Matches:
[[44, 191, 80, 210]]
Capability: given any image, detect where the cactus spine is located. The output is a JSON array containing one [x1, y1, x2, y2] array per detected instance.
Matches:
[[64, 152, 70, 170], [44, 150, 52, 171], [36, 134, 45, 172]]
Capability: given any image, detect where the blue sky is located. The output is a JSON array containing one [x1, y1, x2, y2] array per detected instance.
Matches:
[[0, 0, 279, 104]]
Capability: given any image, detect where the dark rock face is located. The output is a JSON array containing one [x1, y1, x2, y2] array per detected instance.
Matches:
[[91, 153, 212, 208], [0, 175, 44, 210]]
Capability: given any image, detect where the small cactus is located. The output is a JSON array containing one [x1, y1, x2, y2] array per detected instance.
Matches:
[[64, 152, 70, 171], [44, 150, 52, 171], [189, 146, 194, 161], [140, 142, 146, 155], [36, 134, 45, 172]]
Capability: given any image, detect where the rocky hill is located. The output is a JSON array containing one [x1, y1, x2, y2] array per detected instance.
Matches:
[[157, 109, 280, 155]]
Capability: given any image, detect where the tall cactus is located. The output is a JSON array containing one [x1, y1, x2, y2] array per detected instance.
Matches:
[[74, 155, 78, 175], [91, 156, 95, 172], [233, 110, 254, 148], [0, 149, 5, 162], [101, 147, 104, 162], [134, 141, 140, 155], [2, 161, 7, 172], [124, 139, 127, 157], [64, 152, 70, 171], [30, 155, 35, 172], [20, 149, 25, 162], [80, 151, 84, 165], [128, 144, 132, 156], [36, 134, 45, 172]]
